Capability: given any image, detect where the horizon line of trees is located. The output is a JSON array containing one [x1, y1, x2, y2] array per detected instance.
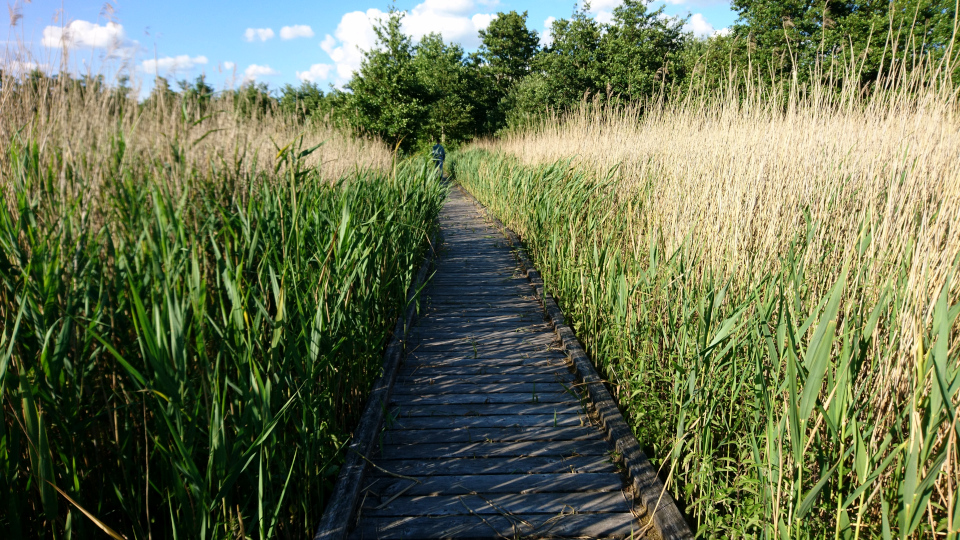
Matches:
[[4, 0, 957, 153]]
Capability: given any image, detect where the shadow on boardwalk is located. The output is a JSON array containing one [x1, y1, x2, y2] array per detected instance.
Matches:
[[350, 187, 652, 540]]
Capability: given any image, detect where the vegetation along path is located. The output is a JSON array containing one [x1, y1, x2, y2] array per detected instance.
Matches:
[[349, 186, 661, 539]]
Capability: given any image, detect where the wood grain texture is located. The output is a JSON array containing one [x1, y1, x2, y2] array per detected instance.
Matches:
[[458, 185, 694, 539], [323, 187, 659, 539]]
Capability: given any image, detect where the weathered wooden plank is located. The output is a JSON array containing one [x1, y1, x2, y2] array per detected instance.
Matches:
[[392, 382, 572, 395], [420, 304, 543, 314], [421, 286, 532, 295], [409, 339, 559, 350], [375, 440, 610, 461], [461, 185, 692, 540], [364, 472, 624, 499], [359, 455, 616, 477], [411, 334, 557, 346], [388, 404, 585, 419], [426, 279, 529, 286], [360, 491, 632, 517], [390, 392, 578, 406], [403, 348, 567, 366], [400, 361, 567, 373], [386, 415, 587, 431], [397, 365, 571, 378], [327, 188, 655, 540], [349, 513, 642, 540], [396, 373, 575, 385], [412, 321, 552, 332], [379, 426, 599, 444]]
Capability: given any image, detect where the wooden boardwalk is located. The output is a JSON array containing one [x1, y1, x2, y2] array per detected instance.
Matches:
[[349, 188, 647, 539]]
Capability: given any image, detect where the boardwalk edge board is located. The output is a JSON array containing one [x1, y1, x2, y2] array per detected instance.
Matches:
[[457, 184, 695, 540], [313, 229, 439, 540]]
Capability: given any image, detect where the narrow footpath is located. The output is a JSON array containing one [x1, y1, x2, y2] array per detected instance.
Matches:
[[349, 187, 647, 539]]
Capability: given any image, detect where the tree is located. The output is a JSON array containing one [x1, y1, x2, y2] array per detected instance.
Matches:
[[178, 74, 214, 116], [479, 11, 540, 94], [142, 76, 177, 114], [278, 81, 328, 121], [601, 0, 687, 102], [477, 10, 540, 131], [233, 81, 274, 118], [412, 33, 478, 145], [346, 10, 430, 152], [530, 6, 605, 108], [729, 0, 958, 85]]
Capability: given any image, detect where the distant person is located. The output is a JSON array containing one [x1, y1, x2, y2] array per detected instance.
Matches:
[[431, 140, 445, 177]]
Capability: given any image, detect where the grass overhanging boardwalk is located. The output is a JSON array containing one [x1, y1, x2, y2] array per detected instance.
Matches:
[[349, 187, 649, 539]]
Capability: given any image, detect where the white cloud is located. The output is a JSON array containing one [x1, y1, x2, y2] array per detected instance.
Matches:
[[592, 0, 623, 9], [320, 1, 497, 84], [243, 64, 278, 82], [281, 25, 314, 40], [685, 13, 715, 37], [297, 63, 333, 82], [141, 54, 208, 75], [404, 1, 496, 47], [321, 8, 388, 82], [595, 11, 615, 24], [223, 61, 236, 70], [244, 28, 275, 42], [2, 60, 52, 73], [714, 27, 732, 37], [541, 16, 556, 46], [42, 20, 124, 49]]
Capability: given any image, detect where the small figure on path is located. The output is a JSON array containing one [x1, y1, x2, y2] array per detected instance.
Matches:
[[431, 140, 445, 177]]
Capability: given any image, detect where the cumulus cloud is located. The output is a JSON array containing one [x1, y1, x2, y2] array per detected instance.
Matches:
[[586, 0, 621, 23], [404, 1, 496, 47], [321, 8, 388, 82], [2, 60, 52, 73], [243, 64, 277, 82], [141, 54, 208, 75], [281, 25, 314, 40], [714, 27, 732, 37], [541, 16, 556, 46], [590, 0, 623, 9], [223, 61, 236, 70], [685, 13, 715, 37], [42, 20, 124, 49], [297, 63, 333, 82], [320, 1, 497, 83], [244, 28, 275, 42]]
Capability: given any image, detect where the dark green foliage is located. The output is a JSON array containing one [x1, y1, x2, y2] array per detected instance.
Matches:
[[413, 34, 480, 146], [278, 81, 331, 120], [532, 8, 606, 108], [345, 10, 431, 152], [178, 74, 215, 112], [0, 131, 445, 538], [601, 0, 688, 102], [477, 10, 541, 130], [730, 0, 959, 84], [232, 81, 275, 118], [502, 2, 687, 127], [479, 10, 540, 94]]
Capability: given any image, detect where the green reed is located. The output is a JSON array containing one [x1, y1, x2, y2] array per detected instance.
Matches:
[[0, 130, 444, 538], [453, 150, 959, 539]]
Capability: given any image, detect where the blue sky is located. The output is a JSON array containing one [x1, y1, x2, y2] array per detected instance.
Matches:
[[4, 0, 737, 96]]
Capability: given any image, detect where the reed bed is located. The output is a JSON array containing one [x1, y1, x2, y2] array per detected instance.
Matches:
[[456, 66, 960, 537], [0, 70, 444, 538]]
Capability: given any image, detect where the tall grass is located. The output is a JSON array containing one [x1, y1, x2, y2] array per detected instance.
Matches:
[[0, 69, 445, 538], [456, 58, 960, 537]]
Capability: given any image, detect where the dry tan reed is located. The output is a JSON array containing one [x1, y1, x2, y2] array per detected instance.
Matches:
[[0, 63, 392, 195], [479, 78, 960, 412]]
